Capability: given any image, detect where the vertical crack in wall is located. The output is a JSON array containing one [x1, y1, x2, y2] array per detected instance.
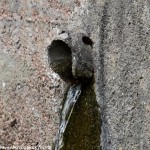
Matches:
[[98, 1, 111, 149]]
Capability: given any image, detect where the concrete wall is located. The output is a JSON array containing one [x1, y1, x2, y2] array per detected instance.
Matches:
[[94, 1, 150, 149], [0, 0, 150, 149]]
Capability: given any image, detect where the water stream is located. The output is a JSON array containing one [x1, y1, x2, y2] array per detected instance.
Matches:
[[54, 84, 81, 150]]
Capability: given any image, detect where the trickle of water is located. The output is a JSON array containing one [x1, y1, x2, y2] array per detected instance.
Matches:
[[55, 84, 81, 150]]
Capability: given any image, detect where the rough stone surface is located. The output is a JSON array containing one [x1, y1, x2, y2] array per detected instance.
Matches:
[[0, 0, 150, 150], [94, 1, 150, 149], [0, 0, 71, 147], [63, 0, 150, 149]]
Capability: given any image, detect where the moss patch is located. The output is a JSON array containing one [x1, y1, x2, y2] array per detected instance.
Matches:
[[61, 81, 101, 150]]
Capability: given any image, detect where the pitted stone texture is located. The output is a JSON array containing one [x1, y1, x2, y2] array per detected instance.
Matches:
[[67, 0, 150, 149], [1, 0, 150, 149], [0, 0, 73, 147], [71, 33, 94, 80]]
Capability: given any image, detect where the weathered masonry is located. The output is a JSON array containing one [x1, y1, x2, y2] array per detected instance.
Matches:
[[1, 1, 150, 150], [48, 1, 150, 149]]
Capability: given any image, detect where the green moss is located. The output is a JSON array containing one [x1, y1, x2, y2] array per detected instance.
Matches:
[[61, 81, 101, 150]]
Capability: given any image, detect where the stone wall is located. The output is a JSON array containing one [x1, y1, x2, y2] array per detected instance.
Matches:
[[0, 0, 150, 150], [0, 0, 72, 147]]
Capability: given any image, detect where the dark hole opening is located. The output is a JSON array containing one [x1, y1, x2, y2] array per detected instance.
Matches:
[[47, 40, 73, 83], [82, 36, 93, 47], [47, 40, 72, 63]]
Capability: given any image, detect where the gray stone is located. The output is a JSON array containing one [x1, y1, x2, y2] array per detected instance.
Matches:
[[48, 32, 94, 83], [0, 0, 150, 149], [67, 1, 150, 149]]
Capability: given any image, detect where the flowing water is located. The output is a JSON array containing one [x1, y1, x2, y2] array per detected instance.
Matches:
[[54, 84, 81, 150]]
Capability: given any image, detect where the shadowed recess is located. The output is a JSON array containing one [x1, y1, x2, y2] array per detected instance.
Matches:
[[82, 36, 93, 47], [47, 40, 73, 82]]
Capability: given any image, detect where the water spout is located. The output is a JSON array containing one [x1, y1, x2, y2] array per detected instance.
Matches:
[[55, 84, 81, 150], [48, 33, 101, 150]]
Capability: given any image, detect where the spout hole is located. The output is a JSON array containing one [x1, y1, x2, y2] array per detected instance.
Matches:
[[82, 36, 93, 47], [47, 40, 72, 64], [47, 40, 74, 83]]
